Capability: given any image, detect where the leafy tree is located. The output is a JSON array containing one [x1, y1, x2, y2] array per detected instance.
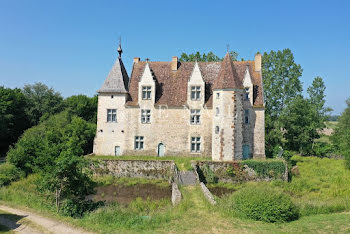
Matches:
[[7, 111, 96, 174], [38, 152, 95, 213], [307, 76, 332, 121], [179, 51, 238, 62], [64, 95, 98, 123], [0, 87, 30, 156], [331, 98, 350, 169], [22, 82, 64, 126], [279, 96, 321, 155], [262, 49, 303, 156]]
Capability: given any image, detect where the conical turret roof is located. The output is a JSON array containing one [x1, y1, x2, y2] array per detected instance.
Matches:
[[212, 53, 243, 89], [98, 57, 129, 93]]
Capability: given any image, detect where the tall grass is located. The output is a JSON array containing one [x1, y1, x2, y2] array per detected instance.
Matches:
[[272, 156, 350, 216]]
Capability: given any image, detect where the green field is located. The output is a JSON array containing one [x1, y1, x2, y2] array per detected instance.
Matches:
[[0, 156, 350, 233]]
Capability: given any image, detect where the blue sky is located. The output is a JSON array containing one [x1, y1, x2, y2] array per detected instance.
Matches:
[[0, 0, 349, 114]]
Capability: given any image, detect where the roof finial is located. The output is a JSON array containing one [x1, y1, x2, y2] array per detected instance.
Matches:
[[117, 36, 123, 58], [226, 44, 230, 53], [145, 58, 150, 63]]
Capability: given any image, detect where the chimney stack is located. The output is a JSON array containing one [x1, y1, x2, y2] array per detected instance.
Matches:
[[133, 57, 140, 63], [171, 56, 178, 71], [254, 53, 261, 72]]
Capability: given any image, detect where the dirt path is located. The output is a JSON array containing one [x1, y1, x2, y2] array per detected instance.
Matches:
[[0, 205, 93, 234]]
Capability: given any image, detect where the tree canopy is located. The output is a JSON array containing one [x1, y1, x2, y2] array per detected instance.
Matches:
[[179, 51, 238, 62]]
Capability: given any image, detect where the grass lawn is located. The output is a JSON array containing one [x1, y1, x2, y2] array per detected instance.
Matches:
[[0, 156, 350, 233], [87, 155, 211, 171]]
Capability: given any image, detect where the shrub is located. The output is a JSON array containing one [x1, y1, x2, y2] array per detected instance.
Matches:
[[0, 163, 24, 186], [200, 164, 218, 184], [60, 198, 104, 218], [240, 160, 285, 179], [220, 184, 299, 223]]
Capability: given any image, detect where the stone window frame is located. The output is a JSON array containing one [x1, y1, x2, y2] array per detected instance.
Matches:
[[191, 86, 201, 100], [190, 109, 201, 125], [244, 109, 250, 124], [107, 109, 117, 122], [142, 86, 152, 100], [190, 136, 201, 153], [141, 109, 151, 124], [134, 136, 144, 150]]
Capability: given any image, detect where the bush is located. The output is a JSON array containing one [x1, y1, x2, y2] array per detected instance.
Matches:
[[220, 184, 299, 223], [61, 198, 104, 218], [0, 163, 24, 186]]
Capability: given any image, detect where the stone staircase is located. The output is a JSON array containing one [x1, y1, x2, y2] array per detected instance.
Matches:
[[178, 171, 197, 185]]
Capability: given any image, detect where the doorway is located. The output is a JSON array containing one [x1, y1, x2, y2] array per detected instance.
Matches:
[[157, 143, 165, 157], [242, 144, 250, 160], [115, 146, 121, 156]]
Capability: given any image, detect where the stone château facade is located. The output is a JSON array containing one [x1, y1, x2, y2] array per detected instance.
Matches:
[[93, 44, 265, 161]]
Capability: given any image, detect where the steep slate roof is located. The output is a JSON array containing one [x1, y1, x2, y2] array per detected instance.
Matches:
[[127, 59, 264, 108], [98, 58, 129, 93], [212, 53, 243, 90]]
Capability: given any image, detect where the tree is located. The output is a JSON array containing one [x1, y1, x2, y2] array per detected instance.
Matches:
[[179, 51, 238, 62], [22, 82, 64, 126], [262, 49, 303, 156], [7, 111, 96, 174], [38, 152, 95, 213], [0, 87, 30, 156], [64, 95, 97, 123], [307, 76, 332, 121], [280, 96, 321, 155], [331, 98, 350, 169]]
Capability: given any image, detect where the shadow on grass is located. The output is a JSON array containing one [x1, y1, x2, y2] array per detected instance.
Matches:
[[0, 213, 28, 232]]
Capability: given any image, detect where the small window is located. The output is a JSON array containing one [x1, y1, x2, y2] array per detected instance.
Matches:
[[111, 95, 114, 99], [244, 109, 250, 124], [141, 109, 151, 123], [107, 109, 117, 122], [216, 93, 220, 99], [134, 136, 144, 150], [191, 86, 201, 100], [216, 107, 220, 116], [142, 86, 152, 100], [191, 137, 201, 153], [245, 88, 249, 101], [215, 126, 220, 134], [190, 109, 200, 124]]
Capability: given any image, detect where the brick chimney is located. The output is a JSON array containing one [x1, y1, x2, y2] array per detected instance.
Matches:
[[171, 56, 178, 71], [254, 53, 261, 72], [133, 57, 140, 63]]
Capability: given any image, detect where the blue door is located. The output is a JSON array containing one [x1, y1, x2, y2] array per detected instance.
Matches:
[[158, 143, 165, 157], [242, 145, 250, 160]]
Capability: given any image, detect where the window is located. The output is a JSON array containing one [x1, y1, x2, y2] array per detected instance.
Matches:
[[191, 86, 201, 100], [244, 109, 250, 124], [215, 126, 220, 134], [134, 136, 144, 150], [216, 93, 220, 99], [107, 109, 117, 122], [141, 109, 151, 123], [142, 86, 152, 100], [191, 137, 201, 152], [245, 88, 249, 101], [111, 95, 114, 99], [216, 107, 220, 116], [190, 109, 200, 124]]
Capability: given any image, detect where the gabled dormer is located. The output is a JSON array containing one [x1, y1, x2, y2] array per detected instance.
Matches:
[[187, 61, 205, 107], [243, 64, 253, 106], [138, 62, 156, 105]]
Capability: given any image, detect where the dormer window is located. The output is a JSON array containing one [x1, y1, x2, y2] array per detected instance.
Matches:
[[245, 88, 250, 101], [142, 86, 152, 100], [191, 86, 201, 100]]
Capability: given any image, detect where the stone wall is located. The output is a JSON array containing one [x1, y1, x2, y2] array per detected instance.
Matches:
[[194, 160, 287, 183], [92, 159, 177, 181]]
